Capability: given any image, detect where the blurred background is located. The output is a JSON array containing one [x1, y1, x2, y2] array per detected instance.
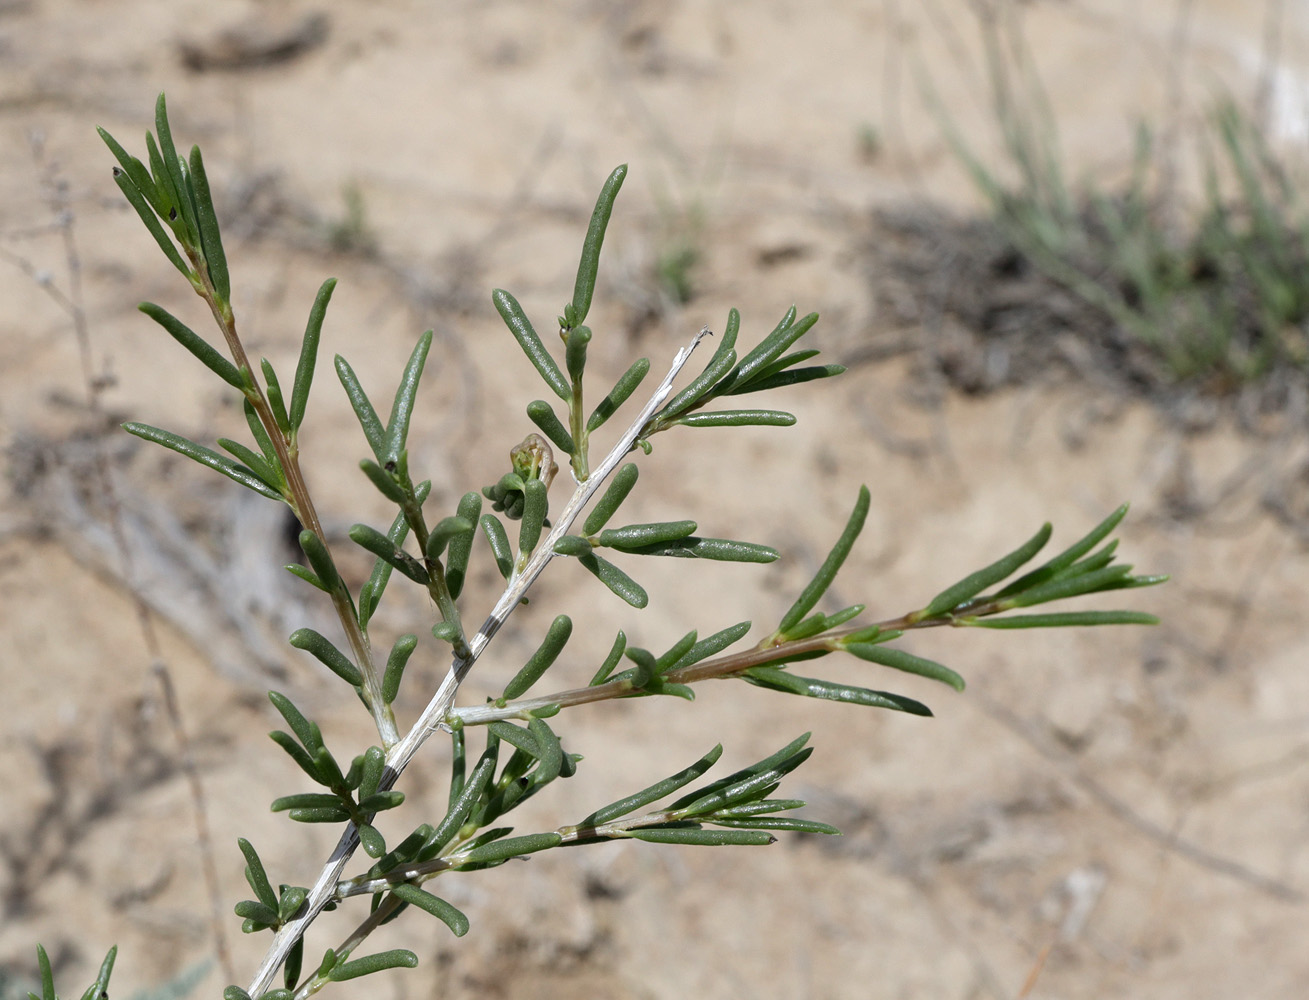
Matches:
[[2, 2, 1307, 997]]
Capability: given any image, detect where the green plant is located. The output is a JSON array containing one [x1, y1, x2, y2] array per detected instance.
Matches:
[[26, 94, 1164, 1000], [934, 7, 1309, 387]]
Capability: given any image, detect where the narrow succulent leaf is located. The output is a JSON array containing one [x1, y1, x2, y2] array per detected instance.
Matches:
[[744, 668, 934, 715], [139, 302, 243, 388], [359, 745, 386, 799], [389, 885, 469, 937], [918, 523, 1053, 619], [111, 168, 192, 278], [425, 516, 474, 563], [722, 363, 845, 395], [123, 422, 284, 500], [260, 359, 292, 435], [234, 898, 280, 925], [486, 721, 541, 759], [626, 827, 775, 847], [480, 514, 514, 580], [589, 631, 627, 685], [360, 458, 408, 503], [778, 486, 870, 633], [578, 552, 648, 607], [421, 748, 498, 860], [360, 502, 421, 627], [844, 642, 964, 691], [582, 462, 639, 535], [268, 692, 322, 754], [710, 816, 841, 834], [381, 633, 419, 704], [565, 325, 591, 383], [553, 534, 593, 557], [456, 832, 563, 866], [994, 504, 1131, 598], [624, 536, 779, 562], [144, 131, 178, 222], [383, 329, 434, 462], [598, 520, 697, 551], [527, 717, 564, 782], [188, 144, 230, 302], [726, 309, 820, 390], [503, 615, 572, 700], [270, 793, 343, 812], [83, 949, 117, 1000], [571, 164, 627, 325], [223, 989, 253, 1000], [284, 935, 304, 990], [668, 620, 752, 671], [493, 288, 570, 400], [288, 805, 352, 823], [673, 409, 796, 428], [668, 734, 810, 811], [334, 354, 385, 460], [526, 400, 576, 455], [446, 492, 483, 598], [746, 348, 821, 381], [243, 398, 277, 464], [967, 610, 1160, 628], [1004, 565, 1138, 608], [154, 93, 198, 243], [518, 479, 549, 555], [587, 357, 650, 432], [359, 791, 405, 813], [584, 744, 723, 825], [327, 950, 418, 982], [290, 278, 337, 431], [34, 944, 55, 1000], [238, 838, 278, 910], [674, 750, 811, 817], [655, 630, 698, 673], [349, 524, 429, 584], [98, 127, 157, 207], [712, 798, 806, 818], [656, 322, 739, 420], [289, 628, 363, 687], [217, 438, 283, 492], [842, 624, 882, 644], [297, 529, 341, 591]]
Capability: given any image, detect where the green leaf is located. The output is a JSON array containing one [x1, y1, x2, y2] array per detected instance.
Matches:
[[234, 899, 280, 926], [359, 458, 408, 503], [358, 744, 386, 799], [123, 422, 285, 501], [290, 278, 336, 431], [994, 504, 1131, 598], [223, 988, 253, 1000], [565, 325, 591, 383], [360, 494, 426, 628], [389, 885, 470, 937], [966, 610, 1161, 628], [188, 144, 230, 303], [98, 126, 158, 208], [673, 747, 812, 817], [217, 438, 283, 492], [139, 302, 243, 389], [744, 667, 934, 715], [425, 516, 474, 563], [334, 354, 385, 461], [584, 744, 723, 826], [284, 935, 304, 990], [526, 399, 576, 456], [626, 827, 775, 847], [778, 486, 869, 634], [456, 832, 563, 867], [721, 363, 845, 395], [622, 536, 779, 562], [297, 529, 341, 591], [722, 309, 820, 391], [578, 552, 648, 607], [493, 288, 570, 400], [1003, 565, 1141, 608], [359, 791, 405, 813], [420, 747, 498, 861], [480, 514, 514, 580], [446, 492, 483, 599], [598, 520, 697, 550], [668, 734, 810, 812], [667, 620, 752, 671], [327, 950, 418, 982], [110, 167, 192, 279], [486, 720, 541, 758], [587, 357, 650, 432], [349, 523, 429, 584], [287, 805, 352, 823], [916, 523, 1052, 619], [261, 359, 292, 436], [843, 642, 964, 691], [267, 732, 322, 783], [383, 330, 434, 462], [571, 164, 627, 326], [288, 628, 362, 687], [553, 534, 593, 557], [154, 93, 198, 245], [518, 478, 549, 556], [710, 816, 840, 835], [503, 615, 572, 700], [582, 462, 639, 535], [284, 563, 327, 591], [382, 633, 419, 704], [527, 717, 564, 782], [673, 409, 796, 428], [589, 631, 627, 685], [238, 837, 278, 910]]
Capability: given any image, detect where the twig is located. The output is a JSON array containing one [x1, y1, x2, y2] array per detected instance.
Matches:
[[244, 327, 711, 998]]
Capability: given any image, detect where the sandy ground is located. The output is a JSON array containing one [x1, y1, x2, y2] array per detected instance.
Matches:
[[2, 2, 1309, 998]]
